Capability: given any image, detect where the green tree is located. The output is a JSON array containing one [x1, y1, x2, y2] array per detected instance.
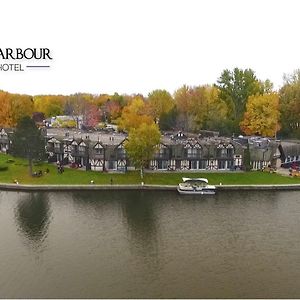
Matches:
[[125, 123, 161, 179], [159, 106, 178, 131], [279, 70, 300, 138], [243, 143, 252, 172], [10, 116, 46, 176], [216, 68, 261, 133]]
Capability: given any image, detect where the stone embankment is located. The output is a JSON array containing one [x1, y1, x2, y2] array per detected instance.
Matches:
[[1, 183, 300, 192]]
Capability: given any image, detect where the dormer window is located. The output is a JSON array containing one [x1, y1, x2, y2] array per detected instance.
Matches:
[[94, 143, 103, 155], [54, 142, 60, 150]]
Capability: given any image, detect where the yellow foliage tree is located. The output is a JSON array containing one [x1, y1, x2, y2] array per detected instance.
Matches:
[[0, 91, 13, 127], [125, 122, 161, 179], [0, 91, 33, 127], [10, 94, 34, 126], [240, 93, 280, 137], [117, 96, 154, 132], [33, 95, 65, 117], [147, 89, 174, 122]]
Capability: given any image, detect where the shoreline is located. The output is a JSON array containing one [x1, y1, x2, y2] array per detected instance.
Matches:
[[1, 183, 300, 192]]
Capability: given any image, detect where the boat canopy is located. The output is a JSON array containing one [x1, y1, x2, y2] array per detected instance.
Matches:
[[182, 177, 208, 184]]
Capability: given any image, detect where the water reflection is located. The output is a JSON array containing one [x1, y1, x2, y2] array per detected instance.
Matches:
[[15, 192, 51, 245], [121, 191, 158, 247], [121, 191, 161, 286], [72, 190, 159, 249]]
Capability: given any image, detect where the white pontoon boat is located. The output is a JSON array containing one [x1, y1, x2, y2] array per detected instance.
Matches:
[[177, 177, 216, 195]]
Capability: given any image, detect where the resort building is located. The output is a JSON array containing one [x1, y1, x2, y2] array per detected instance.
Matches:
[[0, 127, 287, 172]]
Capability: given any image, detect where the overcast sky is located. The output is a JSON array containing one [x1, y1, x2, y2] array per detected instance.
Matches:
[[0, 0, 299, 96]]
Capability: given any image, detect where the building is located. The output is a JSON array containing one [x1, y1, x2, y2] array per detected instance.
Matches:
[[0, 127, 284, 172]]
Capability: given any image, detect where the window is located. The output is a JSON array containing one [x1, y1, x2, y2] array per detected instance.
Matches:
[[199, 160, 207, 170], [156, 145, 167, 158], [95, 148, 103, 155], [185, 147, 201, 158], [79, 145, 85, 152], [117, 147, 126, 158], [94, 144, 103, 155]]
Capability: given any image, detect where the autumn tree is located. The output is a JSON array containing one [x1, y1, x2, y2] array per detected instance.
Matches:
[[174, 85, 193, 131], [82, 103, 101, 129], [125, 123, 161, 179], [94, 94, 110, 107], [10, 94, 34, 126], [34, 95, 65, 117], [240, 93, 280, 137], [10, 116, 46, 176], [173, 85, 228, 134], [117, 95, 153, 132], [0, 91, 13, 127], [197, 85, 228, 134], [147, 89, 174, 123], [0, 91, 34, 127], [32, 112, 45, 123]]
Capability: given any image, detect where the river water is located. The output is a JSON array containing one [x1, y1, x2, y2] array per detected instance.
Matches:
[[1, 189, 300, 298]]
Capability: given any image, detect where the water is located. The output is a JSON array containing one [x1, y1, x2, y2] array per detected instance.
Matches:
[[1, 189, 300, 298]]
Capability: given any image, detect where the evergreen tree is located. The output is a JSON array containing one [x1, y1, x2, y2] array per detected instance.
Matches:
[[243, 143, 252, 172], [10, 116, 46, 176]]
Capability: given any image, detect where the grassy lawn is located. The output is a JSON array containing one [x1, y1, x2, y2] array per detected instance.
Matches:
[[1, 153, 300, 185]]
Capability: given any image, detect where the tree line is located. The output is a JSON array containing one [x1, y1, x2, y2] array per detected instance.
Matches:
[[1, 68, 300, 138]]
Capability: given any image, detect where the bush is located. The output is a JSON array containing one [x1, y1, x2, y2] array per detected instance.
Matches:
[[6, 159, 15, 163], [0, 165, 8, 171]]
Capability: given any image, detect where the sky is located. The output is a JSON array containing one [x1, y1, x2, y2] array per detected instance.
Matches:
[[0, 0, 299, 96]]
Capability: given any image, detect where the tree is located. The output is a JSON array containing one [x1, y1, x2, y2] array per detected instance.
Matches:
[[33, 95, 65, 117], [243, 143, 252, 172], [32, 112, 45, 123], [83, 103, 101, 129], [159, 106, 178, 131], [125, 123, 161, 179], [0, 91, 34, 127], [279, 70, 300, 138], [10, 116, 46, 176], [216, 68, 261, 133], [188, 85, 228, 132], [174, 85, 192, 131], [104, 99, 122, 122], [0, 91, 13, 127], [147, 89, 174, 123], [117, 96, 153, 132], [10, 94, 34, 126], [172, 85, 228, 134], [240, 93, 280, 137]]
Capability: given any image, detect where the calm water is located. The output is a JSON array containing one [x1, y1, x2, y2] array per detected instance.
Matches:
[[1, 189, 300, 298]]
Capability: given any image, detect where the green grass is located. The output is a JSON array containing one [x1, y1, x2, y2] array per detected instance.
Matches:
[[1, 153, 300, 185]]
